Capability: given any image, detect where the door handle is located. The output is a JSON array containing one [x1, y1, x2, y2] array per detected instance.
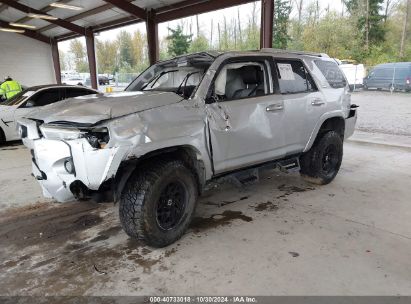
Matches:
[[311, 99, 325, 106], [266, 103, 284, 112]]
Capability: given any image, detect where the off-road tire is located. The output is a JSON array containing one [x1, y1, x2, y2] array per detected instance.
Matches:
[[0, 127, 5, 144], [300, 131, 343, 185], [119, 159, 198, 247]]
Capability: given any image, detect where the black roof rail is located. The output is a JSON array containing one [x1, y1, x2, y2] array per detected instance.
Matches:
[[260, 48, 330, 58]]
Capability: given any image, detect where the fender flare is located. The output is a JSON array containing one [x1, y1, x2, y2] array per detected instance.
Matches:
[[113, 143, 210, 202], [303, 111, 345, 153]]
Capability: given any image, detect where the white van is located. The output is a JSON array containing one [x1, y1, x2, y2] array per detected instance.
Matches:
[[337, 60, 366, 91]]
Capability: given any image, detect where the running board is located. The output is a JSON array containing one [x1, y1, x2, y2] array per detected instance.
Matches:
[[277, 157, 300, 173]]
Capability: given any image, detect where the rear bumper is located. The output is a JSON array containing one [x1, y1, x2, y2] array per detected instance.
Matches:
[[344, 107, 357, 140]]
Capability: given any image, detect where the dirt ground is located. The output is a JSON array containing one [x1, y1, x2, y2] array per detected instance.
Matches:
[[0, 91, 410, 296]]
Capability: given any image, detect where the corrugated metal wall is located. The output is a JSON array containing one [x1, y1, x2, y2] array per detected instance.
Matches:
[[0, 32, 55, 86]]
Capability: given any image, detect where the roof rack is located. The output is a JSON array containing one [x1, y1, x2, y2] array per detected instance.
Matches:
[[260, 48, 329, 58]]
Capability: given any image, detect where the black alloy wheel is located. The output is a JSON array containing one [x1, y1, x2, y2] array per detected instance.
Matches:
[[156, 181, 187, 230]]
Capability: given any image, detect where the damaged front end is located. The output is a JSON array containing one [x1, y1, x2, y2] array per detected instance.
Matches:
[[18, 117, 132, 203]]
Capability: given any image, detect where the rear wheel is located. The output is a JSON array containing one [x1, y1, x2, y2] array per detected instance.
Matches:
[[300, 131, 343, 185], [119, 159, 198, 247]]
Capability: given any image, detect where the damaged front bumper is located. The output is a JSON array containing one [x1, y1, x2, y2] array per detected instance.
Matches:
[[19, 118, 130, 202]]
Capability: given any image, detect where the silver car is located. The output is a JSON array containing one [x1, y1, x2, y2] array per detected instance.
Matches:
[[18, 50, 357, 247]]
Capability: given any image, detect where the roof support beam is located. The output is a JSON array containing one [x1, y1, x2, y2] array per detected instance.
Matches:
[[102, 0, 146, 19], [146, 10, 159, 65], [156, 0, 256, 23], [14, 0, 72, 24], [0, 0, 86, 35], [51, 39, 62, 84], [260, 0, 273, 48], [55, 16, 143, 42], [38, 3, 114, 33], [0, 19, 50, 43], [85, 30, 98, 90], [156, 0, 208, 14]]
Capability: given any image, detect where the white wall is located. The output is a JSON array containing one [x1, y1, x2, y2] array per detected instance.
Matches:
[[0, 32, 56, 86]]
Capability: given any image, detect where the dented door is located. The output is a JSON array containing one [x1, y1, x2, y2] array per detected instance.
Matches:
[[206, 95, 286, 174]]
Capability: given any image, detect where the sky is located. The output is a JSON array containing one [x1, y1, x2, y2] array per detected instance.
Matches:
[[59, 0, 344, 52]]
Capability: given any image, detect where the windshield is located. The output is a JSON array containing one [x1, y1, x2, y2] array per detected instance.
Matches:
[[1, 89, 33, 106], [126, 52, 215, 99]]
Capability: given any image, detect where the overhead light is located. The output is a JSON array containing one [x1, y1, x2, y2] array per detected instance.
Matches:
[[27, 13, 58, 20], [9, 22, 37, 29], [0, 27, 25, 33], [49, 2, 84, 10]]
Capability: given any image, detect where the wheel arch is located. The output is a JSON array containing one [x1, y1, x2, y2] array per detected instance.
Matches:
[[0, 126, 5, 143], [304, 113, 345, 152], [114, 144, 206, 202]]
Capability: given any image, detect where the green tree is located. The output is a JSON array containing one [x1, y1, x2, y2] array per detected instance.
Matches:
[[166, 26, 192, 56], [117, 30, 135, 69], [240, 2, 260, 50], [132, 30, 149, 72], [189, 34, 209, 52], [96, 39, 118, 74], [69, 39, 88, 73], [273, 0, 292, 49], [344, 0, 386, 51], [59, 50, 67, 71], [302, 12, 361, 59]]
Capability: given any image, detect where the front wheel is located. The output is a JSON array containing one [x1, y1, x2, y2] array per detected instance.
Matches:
[[119, 159, 198, 247], [300, 131, 343, 185]]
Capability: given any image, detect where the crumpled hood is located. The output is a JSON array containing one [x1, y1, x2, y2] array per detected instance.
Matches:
[[0, 105, 17, 114], [25, 91, 183, 125]]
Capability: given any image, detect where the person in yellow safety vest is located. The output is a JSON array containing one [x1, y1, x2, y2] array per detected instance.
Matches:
[[0, 76, 22, 101]]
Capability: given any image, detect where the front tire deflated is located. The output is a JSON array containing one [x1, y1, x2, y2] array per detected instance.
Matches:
[[119, 159, 198, 247], [300, 131, 343, 185]]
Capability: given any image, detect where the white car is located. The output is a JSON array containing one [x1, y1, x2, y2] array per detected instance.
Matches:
[[0, 85, 98, 142], [63, 77, 86, 86]]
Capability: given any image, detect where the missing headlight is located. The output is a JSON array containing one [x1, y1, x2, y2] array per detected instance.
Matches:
[[85, 127, 110, 149]]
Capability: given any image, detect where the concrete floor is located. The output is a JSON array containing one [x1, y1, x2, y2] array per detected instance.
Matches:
[[0, 91, 410, 296]]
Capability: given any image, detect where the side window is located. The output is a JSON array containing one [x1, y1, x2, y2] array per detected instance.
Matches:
[[212, 61, 270, 101], [314, 60, 347, 89], [66, 88, 95, 98], [276, 59, 317, 94], [27, 88, 63, 107]]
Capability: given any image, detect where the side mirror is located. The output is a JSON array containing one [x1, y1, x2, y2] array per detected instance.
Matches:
[[25, 100, 35, 108]]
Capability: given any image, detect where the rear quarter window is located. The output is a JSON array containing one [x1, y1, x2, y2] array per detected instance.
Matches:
[[315, 60, 347, 89]]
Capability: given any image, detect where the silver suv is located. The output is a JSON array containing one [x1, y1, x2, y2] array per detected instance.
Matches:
[[18, 49, 357, 247]]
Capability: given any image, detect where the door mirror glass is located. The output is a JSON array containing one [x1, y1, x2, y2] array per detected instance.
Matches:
[[25, 100, 35, 108]]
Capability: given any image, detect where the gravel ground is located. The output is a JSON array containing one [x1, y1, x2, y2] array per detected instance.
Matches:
[[352, 90, 411, 136]]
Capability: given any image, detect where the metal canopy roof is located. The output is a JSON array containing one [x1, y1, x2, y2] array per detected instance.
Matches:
[[0, 0, 255, 43]]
